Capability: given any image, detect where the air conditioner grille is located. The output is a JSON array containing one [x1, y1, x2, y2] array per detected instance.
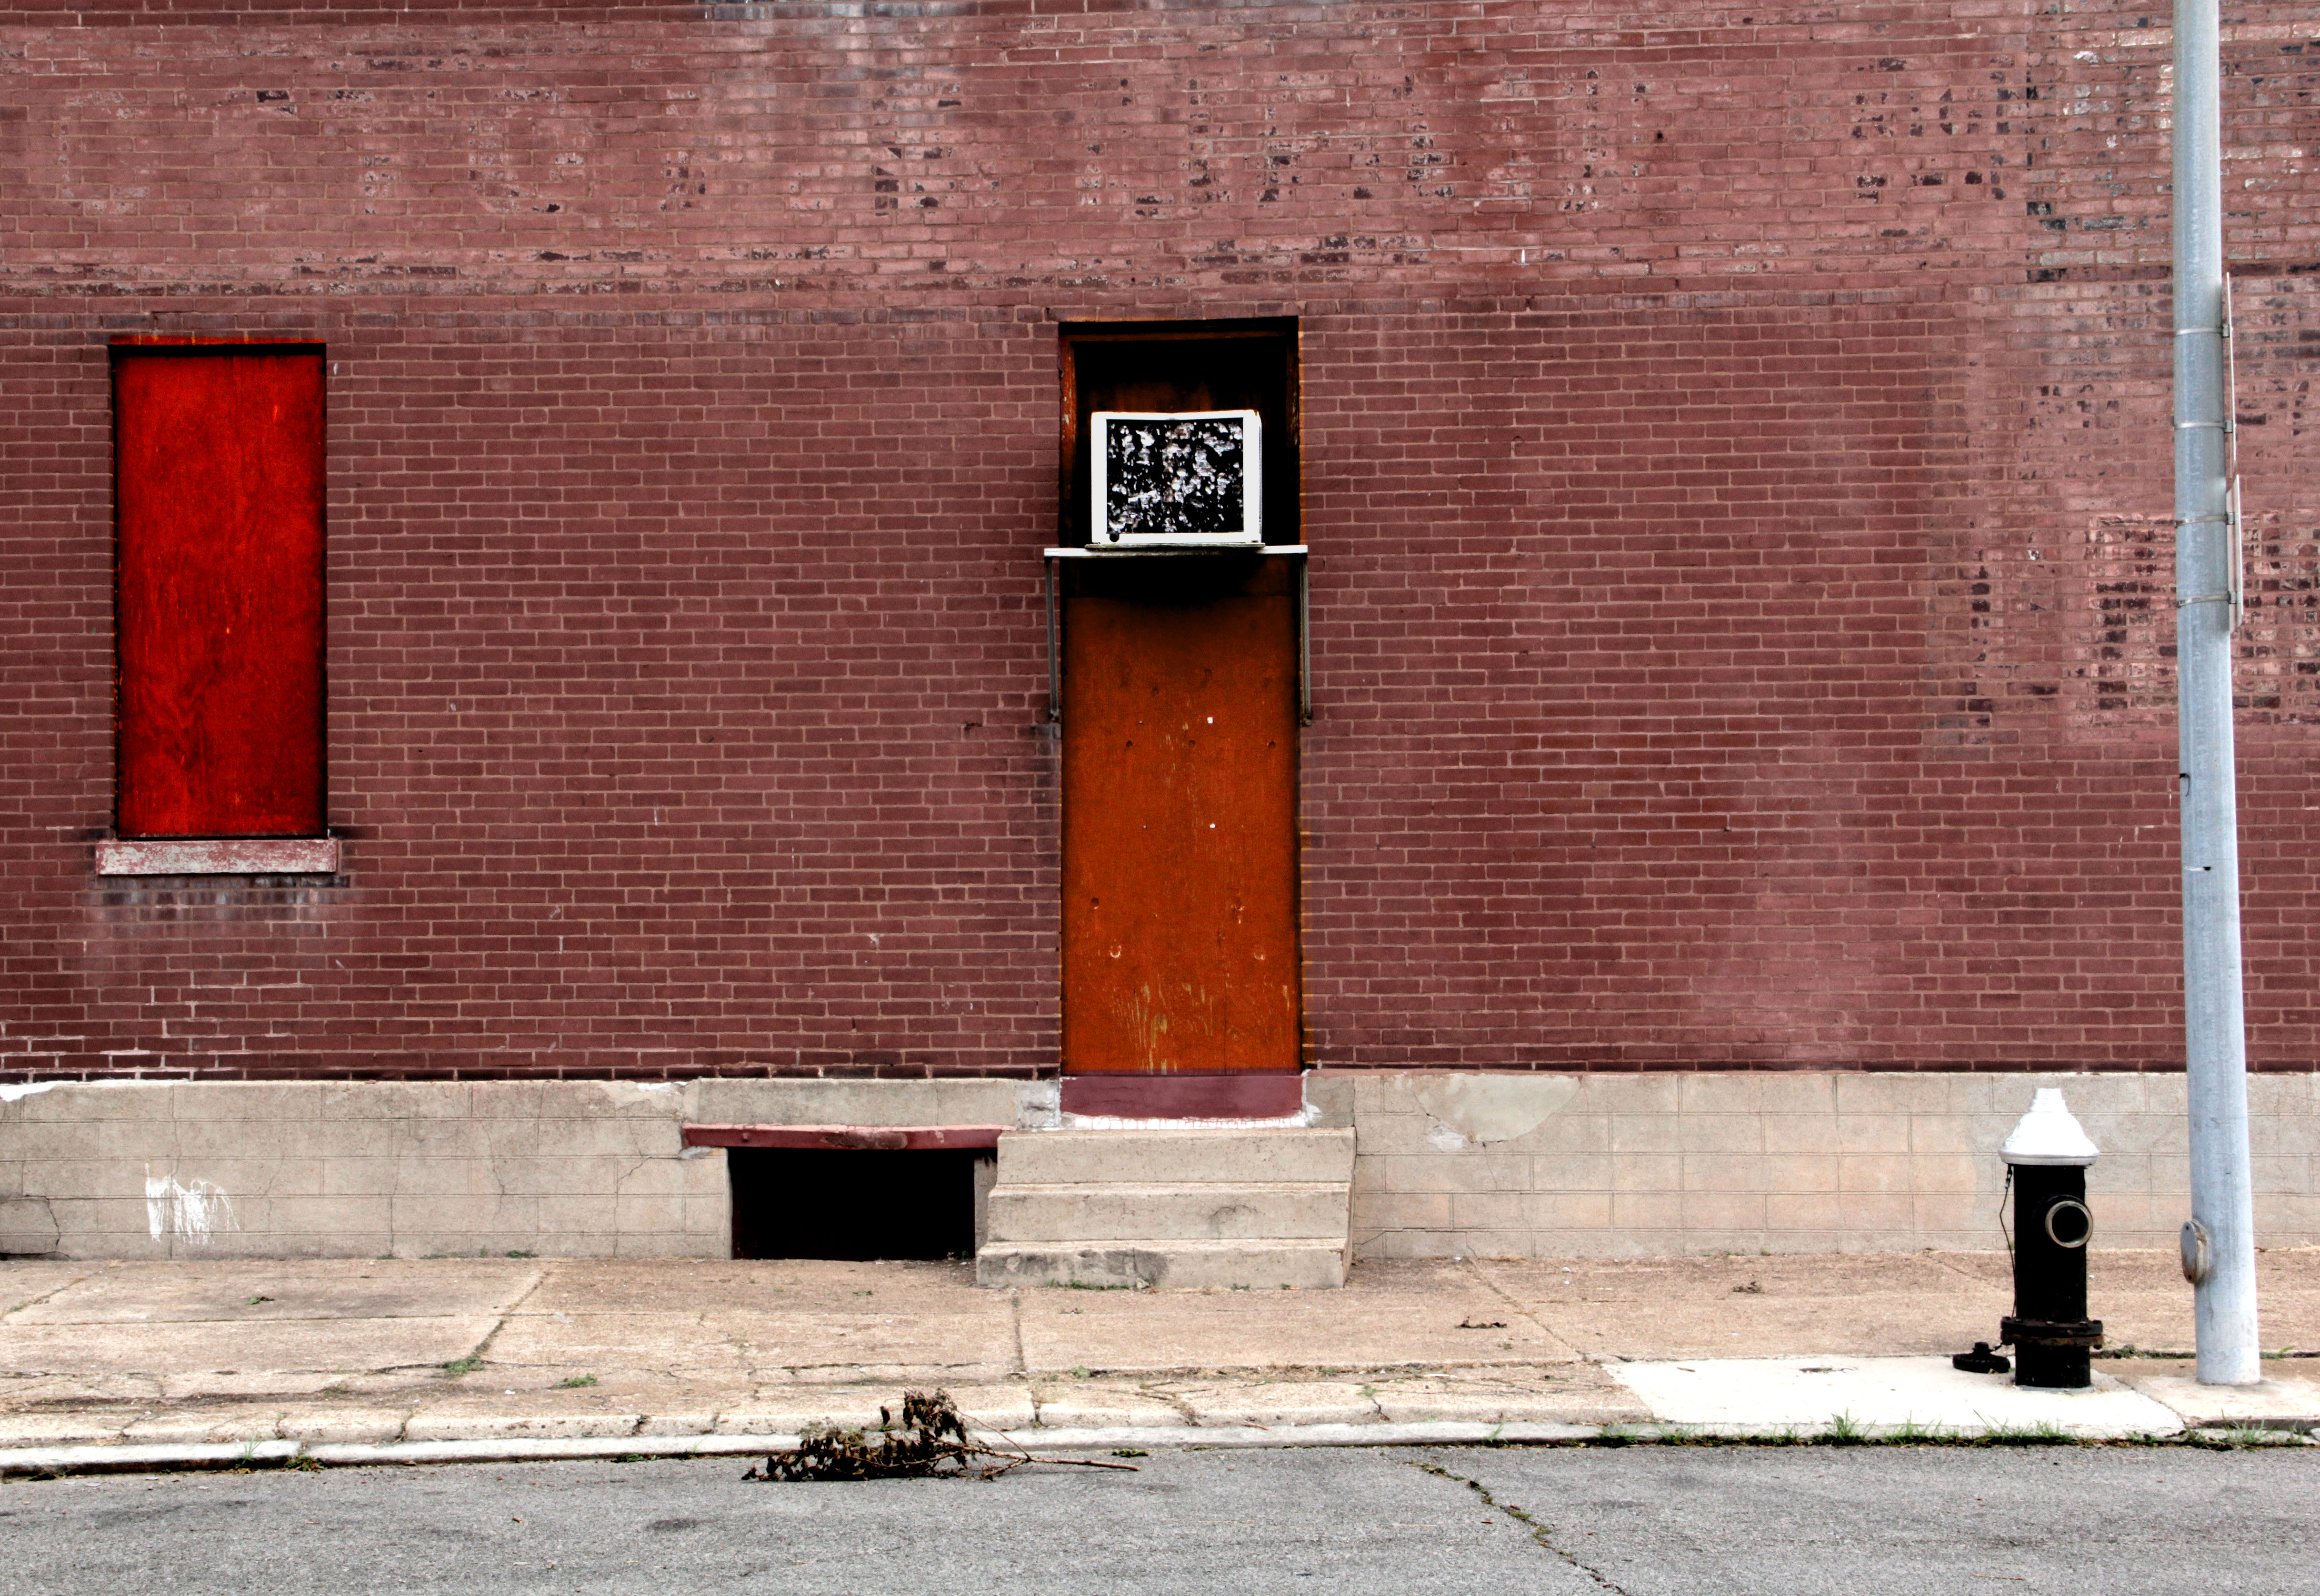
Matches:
[[1091, 409, 1260, 546]]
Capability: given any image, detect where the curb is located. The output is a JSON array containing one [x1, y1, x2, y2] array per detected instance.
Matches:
[[0, 1422, 1596, 1477], [1, 1417, 2310, 1477]]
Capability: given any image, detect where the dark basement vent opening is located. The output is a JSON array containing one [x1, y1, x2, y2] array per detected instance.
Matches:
[[728, 1147, 989, 1261]]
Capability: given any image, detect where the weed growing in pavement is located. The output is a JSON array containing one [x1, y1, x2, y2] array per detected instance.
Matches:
[[1979, 1421, 2074, 1447], [556, 1374, 599, 1388], [1532, 1418, 2257, 1451], [2173, 1425, 2309, 1449], [1819, 1413, 1868, 1446], [1407, 1459, 1610, 1586], [442, 1355, 484, 1377]]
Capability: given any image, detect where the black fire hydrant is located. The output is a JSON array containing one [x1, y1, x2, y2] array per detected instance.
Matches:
[[1998, 1088, 2103, 1388]]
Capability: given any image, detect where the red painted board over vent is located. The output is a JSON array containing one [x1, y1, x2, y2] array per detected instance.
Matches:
[[114, 347, 325, 839]]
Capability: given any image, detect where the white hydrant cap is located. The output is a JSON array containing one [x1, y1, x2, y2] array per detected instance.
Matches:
[[2000, 1087, 2100, 1167]]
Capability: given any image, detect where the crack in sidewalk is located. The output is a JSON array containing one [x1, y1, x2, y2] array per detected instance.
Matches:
[[1461, 1257, 1586, 1360], [1406, 1456, 1636, 1596], [0, 1266, 99, 1321], [432, 1269, 551, 1403]]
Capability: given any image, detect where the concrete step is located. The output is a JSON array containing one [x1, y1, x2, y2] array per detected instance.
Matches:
[[984, 1181, 1350, 1244], [992, 1127, 1355, 1186], [975, 1238, 1349, 1291]]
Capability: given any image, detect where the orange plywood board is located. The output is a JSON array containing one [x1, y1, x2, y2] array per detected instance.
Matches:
[[1061, 557, 1300, 1075]]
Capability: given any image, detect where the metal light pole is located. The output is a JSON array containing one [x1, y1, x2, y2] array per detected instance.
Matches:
[[2172, 0, 2261, 1385]]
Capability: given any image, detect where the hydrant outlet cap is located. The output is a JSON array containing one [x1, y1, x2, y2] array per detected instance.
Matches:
[[2001, 1087, 2099, 1167]]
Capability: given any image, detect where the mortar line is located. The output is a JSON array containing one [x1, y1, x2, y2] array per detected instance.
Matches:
[[1406, 1456, 1637, 1595]]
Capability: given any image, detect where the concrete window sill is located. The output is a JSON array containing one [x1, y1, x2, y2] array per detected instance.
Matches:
[[95, 838, 340, 876]]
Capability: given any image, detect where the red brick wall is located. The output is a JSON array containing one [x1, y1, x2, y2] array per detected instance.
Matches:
[[3, 0, 2318, 1081]]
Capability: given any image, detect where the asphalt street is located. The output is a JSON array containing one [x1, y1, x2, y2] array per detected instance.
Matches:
[[0, 1444, 2312, 1596]]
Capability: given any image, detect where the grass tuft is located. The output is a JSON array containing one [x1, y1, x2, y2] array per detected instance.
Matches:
[[1819, 1412, 1868, 1446]]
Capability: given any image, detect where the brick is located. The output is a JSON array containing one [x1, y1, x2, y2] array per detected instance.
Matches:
[[0, 2, 2317, 1084]]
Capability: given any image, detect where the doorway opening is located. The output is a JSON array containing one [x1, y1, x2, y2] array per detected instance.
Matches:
[[1056, 319, 1303, 1085]]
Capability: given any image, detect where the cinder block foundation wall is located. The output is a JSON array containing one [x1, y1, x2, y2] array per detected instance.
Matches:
[[5, 1075, 2312, 1262], [0, 1078, 1052, 1260], [1320, 1073, 2320, 1260]]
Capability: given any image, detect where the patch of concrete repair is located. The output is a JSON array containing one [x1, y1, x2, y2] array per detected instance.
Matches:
[[1607, 1355, 2185, 1438], [1409, 1074, 1577, 1151]]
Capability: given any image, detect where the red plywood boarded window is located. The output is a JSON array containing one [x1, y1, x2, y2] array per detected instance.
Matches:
[[114, 345, 326, 838]]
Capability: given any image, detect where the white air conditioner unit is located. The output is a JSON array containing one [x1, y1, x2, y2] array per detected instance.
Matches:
[[1089, 409, 1262, 548]]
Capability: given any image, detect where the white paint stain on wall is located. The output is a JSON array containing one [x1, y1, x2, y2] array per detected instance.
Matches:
[[0, 1078, 159, 1106], [145, 1170, 235, 1248]]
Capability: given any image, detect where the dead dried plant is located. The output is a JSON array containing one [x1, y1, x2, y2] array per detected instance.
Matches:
[[744, 1389, 1140, 1483]]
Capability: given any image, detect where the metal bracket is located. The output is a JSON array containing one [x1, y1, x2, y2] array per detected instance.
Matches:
[[2229, 474, 2245, 630], [2176, 501, 2245, 628], [2223, 271, 2237, 433], [1044, 553, 1060, 724], [2224, 276, 2245, 632], [1296, 553, 1312, 726]]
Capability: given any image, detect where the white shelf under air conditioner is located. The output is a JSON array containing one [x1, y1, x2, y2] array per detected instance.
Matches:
[[1043, 544, 1307, 559]]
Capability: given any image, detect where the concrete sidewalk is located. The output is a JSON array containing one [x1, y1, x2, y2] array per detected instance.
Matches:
[[5, 1250, 2320, 1469]]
